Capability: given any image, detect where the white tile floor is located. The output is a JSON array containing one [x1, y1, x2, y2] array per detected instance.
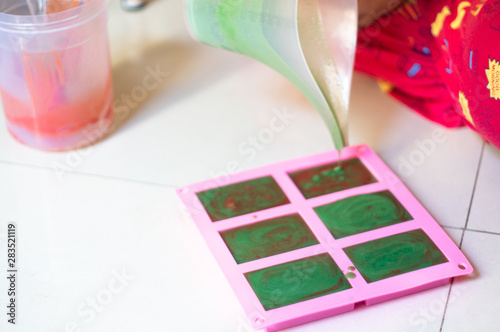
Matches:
[[0, 1, 498, 332]]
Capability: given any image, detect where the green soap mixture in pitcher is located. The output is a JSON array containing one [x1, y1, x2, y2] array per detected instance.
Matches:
[[186, 0, 350, 150]]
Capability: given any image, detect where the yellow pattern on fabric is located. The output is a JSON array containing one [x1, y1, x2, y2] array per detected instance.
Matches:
[[486, 58, 500, 100], [432, 6, 451, 37], [459, 92, 474, 126]]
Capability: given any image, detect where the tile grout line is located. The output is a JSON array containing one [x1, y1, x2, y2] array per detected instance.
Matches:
[[464, 228, 500, 237], [0, 159, 180, 189], [442, 225, 463, 230], [442, 226, 500, 237], [439, 141, 485, 332], [458, 141, 485, 248], [438, 281, 455, 332]]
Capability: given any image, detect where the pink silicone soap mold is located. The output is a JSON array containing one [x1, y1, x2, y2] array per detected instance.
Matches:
[[177, 145, 472, 331]]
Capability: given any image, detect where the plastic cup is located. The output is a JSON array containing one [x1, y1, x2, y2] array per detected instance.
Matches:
[[184, 0, 357, 151], [0, 0, 113, 151]]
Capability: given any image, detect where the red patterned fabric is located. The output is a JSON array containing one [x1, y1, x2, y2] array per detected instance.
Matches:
[[356, 0, 500, 148]]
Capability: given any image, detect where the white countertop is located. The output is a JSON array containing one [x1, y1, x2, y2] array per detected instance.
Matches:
[[0, 1, 498, 331]]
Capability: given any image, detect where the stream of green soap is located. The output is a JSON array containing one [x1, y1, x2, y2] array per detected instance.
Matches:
[[187, 0, 346, 150]]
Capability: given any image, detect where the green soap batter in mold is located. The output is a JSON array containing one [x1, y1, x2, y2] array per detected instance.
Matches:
[[245, 253, 351, 310], [289, 158, 377, 199], [220, 214, 318, 264], [344, 229, 449, 283], [314, 190, 413, 239], [197, 176, 289, 222]]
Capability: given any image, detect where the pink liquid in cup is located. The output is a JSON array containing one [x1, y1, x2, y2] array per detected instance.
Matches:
[[0, 0, 113, 151]]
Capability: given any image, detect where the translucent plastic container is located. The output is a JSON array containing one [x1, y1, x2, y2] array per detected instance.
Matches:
[[0, 0, 113, 151]]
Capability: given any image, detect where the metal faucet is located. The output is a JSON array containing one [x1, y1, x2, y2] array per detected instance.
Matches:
[[121, 0, 148, 11]]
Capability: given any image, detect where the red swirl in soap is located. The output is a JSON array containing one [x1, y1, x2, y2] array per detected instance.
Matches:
[[197, 176, 290, 222]]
